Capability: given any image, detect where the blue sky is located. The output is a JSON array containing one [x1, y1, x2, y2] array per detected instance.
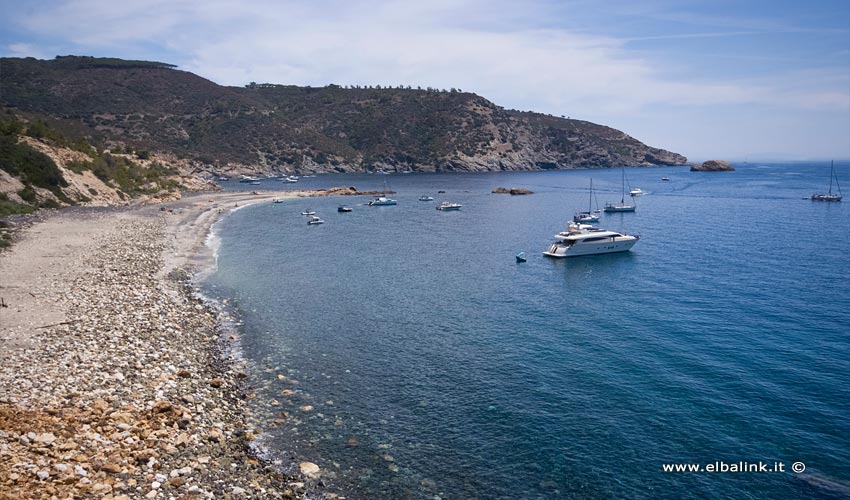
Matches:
[[1, 0, 848, 161]]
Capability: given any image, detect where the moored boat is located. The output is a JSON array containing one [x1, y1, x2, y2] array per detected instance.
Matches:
[[338, 206, 353, 212], [543, 221, 639, 258], [574, 179, 601, 223], [307, 216, 324, 225], [419, 195, 434, 201], [573, 211, 600, 223], [604, 168, 636, 212], [436, 201, 462, 211], [811, 161, 842, 202], [367, 196, 397, 206]]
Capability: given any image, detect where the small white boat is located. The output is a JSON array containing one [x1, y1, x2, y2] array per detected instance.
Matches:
[[436, 201, 462, 211], [307, 216, 324, 225], [630, 187, 644, 196], [573, 211, 600, 223], [238, 175, 260, 183], [605, 168, 636, 212], [367, 196, 397, 206], [604, 202, 635, 212], [301, 210, 316, 215], [280, 176, 298, 183], [575, 179, 601, 223], [661, 177, 670, 181], [419, 195, 434, 201], [369, 175, 397, 205], [272, 198, 284, 204], [543, 221, 639, 258], [218, 177, 230, 181], [337, 206, 353, 212]]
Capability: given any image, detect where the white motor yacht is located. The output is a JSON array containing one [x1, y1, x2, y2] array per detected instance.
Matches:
[[543, 221, 639, 258], [307, 216, 324, 225]]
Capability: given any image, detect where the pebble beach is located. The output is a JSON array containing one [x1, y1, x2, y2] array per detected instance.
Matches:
[[0, 191, 337, 499]]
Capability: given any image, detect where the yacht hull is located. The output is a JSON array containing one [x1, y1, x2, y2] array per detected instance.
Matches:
[[543, 238, 638, 258], [604, 205, 636, 213]]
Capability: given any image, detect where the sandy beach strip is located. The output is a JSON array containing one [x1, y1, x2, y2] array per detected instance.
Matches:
[[0, 190, 337, 499]]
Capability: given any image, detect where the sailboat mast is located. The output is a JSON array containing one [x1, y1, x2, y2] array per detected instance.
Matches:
[[621, 168, 625, 204], [589, 179, 593, 211], [829, 160, 834, 195]]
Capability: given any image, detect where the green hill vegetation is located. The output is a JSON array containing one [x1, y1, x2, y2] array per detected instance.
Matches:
[[0, 56, 687, 174]]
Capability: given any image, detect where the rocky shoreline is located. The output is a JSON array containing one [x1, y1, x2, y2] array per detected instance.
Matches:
[[0, 193, 338, 499]]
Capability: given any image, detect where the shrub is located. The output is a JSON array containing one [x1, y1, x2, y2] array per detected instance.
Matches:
[[17, 187, 37, 203], [0, 194, 36, 217], [0, 135, 68, 193]]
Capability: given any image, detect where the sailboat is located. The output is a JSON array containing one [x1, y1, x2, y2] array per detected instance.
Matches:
[[604, 167, 636, 212], [811, 161, 842, 202], [367, 173, 397, 206], [574, 178, 601, 223]]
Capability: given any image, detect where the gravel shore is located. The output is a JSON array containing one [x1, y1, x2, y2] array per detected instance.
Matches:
[[0, 191, 337, 499]]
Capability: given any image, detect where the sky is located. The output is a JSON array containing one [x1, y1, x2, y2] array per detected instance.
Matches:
[[1, 0, 849, 161]]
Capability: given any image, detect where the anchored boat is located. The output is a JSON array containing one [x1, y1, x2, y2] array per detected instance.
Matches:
[[543, 221, 639, 258]]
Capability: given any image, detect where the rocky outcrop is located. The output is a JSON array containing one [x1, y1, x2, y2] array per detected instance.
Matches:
[[492, 187, 534, 195], [691, 160, 735, 172]]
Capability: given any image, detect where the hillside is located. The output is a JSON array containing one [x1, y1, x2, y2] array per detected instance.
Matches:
[[0, 110, 217, 221], [0, 56, 687, 175]]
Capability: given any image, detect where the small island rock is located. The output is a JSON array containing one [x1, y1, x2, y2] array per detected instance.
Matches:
[[492, 187, 534, 195], [691, 160, 735, 172]]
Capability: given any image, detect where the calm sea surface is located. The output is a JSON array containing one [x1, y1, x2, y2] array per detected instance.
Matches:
[[202, 163, 849, 499]]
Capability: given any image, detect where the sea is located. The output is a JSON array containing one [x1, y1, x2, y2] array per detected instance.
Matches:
[[200, 162, 849, 500]]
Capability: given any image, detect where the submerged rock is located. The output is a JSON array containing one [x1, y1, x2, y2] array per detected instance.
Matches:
[[299, 461, 321, 479]]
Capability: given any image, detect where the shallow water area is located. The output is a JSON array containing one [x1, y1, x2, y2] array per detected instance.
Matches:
[[202, 163, 850, 499]]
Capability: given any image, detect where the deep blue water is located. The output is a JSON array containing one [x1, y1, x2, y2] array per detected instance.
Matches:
[[203, 163, 850, 499]]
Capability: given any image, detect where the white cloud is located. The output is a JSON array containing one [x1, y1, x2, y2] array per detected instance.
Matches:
[[5, 42, 52, 59]]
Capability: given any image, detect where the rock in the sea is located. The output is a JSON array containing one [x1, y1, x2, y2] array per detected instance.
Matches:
[[492, 187, 534, 195], [691, 160, 734, 172]]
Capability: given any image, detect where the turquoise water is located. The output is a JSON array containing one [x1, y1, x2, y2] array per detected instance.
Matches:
[[204, 163, 850, 499]]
